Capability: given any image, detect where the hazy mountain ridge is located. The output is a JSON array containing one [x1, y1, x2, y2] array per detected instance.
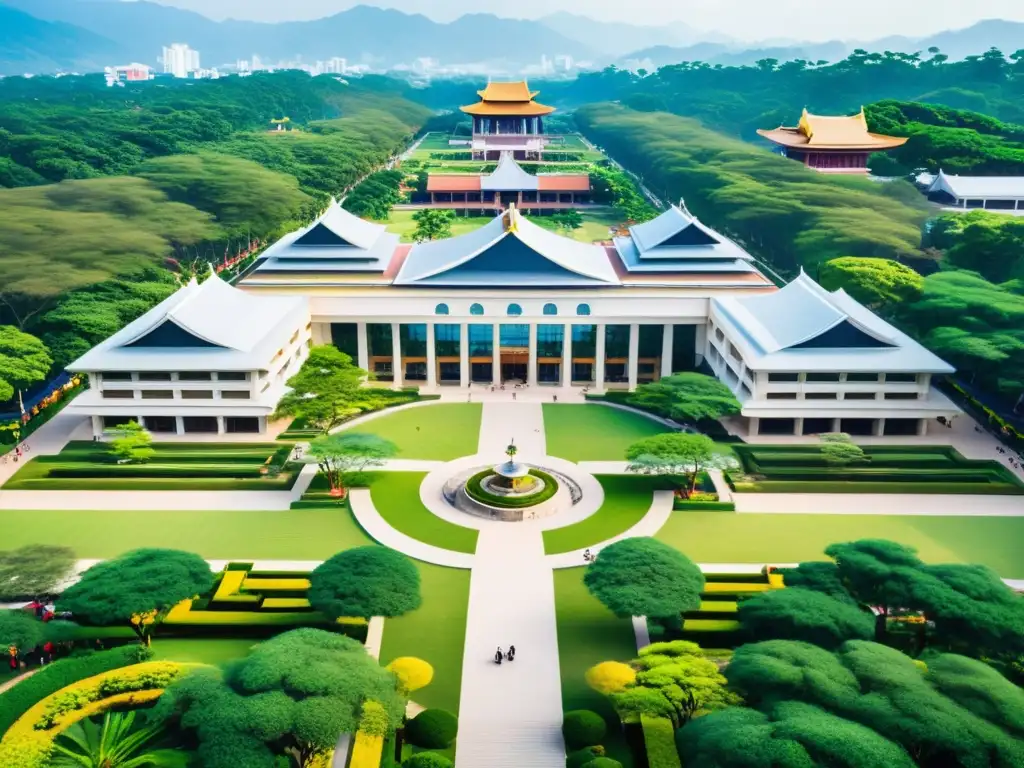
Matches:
[[0, 4, 123, 74]]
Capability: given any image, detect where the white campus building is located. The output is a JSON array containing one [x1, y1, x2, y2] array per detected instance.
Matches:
[[69, 274, 310, 437], [68, 201, 959, 437], [924, 169, 1024, 214]]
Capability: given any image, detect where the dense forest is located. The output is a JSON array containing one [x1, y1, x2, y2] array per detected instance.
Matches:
[[0, 72, 428, 400]]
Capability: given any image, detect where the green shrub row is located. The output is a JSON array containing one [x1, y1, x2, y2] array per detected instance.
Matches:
[[8, 474, 300, 491], [730, 479, 1024, 495], [464, 468, 560, 509], [0, 646, 149, 735], [672, 500, 736, 511], [641, 716, 682, 768], [46, 464, 269, 479]]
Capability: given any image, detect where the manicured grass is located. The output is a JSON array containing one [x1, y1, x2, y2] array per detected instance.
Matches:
[[343, 403, 481, 460], [150, 638, 263, 666], [366, 472, 478, 554], [554, 568, 637, 767], [543, 403, 670, 462], [543, 475, 671, 555], [0, 507, 373, 559], [655, 513, 1024, 578], [376, 209, 621, 245], [379, 563, 470, 714]]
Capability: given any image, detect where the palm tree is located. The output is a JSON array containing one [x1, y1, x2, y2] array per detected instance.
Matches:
[[48, 711, 186, 768]]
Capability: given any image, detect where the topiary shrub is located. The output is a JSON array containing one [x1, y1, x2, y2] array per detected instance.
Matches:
[[583, 759, 623, 768], [562, 710, 607, 751], [567, 745, 606, 768], [402, 753, 453, 768], [405, 708, 459, 749]]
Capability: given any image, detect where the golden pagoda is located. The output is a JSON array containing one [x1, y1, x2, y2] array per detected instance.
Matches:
[[757, 108, 907, 174], [460, 81, 556, 160]]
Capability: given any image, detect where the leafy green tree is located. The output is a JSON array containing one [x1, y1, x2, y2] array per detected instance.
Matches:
[[306, 433, 397, 497], [156, 629, 404, 768], [343, 169, 403, 220], [943, 213, 1024, 284], [308, 546, 421, 621], [0, 609, 43, 657], [0, 326, 52, 410], [584, 538, 704, 627], [776, 561, 855, 604], [624, 432, 734, 494], [627, 373, 741, 424], [550, 209, 584, 231], [0, 544, 76, 601], [818, 257, 924, 309], [737, 587, 875, 649], [49, 710, 186, 768], [818, 433, 868, 467], [402, 754, 453, 768], [272, 345, 368, 434], [105, 422, 155, 464], [58, 549, 213, 646], [411, 209, 455, 242]]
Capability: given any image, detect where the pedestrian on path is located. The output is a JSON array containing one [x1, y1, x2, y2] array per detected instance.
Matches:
[[507, 645, 516, 662], [512, 392, 517, 401], [553, 394, 558, 403], [495, 647, 503, 665]]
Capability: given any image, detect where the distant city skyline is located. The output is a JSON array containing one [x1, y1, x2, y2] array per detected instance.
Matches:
[[141, 0, 1024, 42]]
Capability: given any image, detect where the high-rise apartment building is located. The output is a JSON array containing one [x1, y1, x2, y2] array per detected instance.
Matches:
[[162, 44, 200, 78]]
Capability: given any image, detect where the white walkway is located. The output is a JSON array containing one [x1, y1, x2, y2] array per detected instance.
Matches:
[[735, 492, 1024, 516]]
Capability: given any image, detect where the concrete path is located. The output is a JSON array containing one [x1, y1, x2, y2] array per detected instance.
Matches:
[[477, 401, 546, 459], [735, 492, 1024, 516]]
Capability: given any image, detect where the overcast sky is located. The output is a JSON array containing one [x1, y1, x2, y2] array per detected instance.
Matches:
[[144, 0, 1024, 40]]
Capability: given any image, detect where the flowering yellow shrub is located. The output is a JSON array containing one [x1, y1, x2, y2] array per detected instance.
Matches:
[[585, 661, 637, 694], [349, 730, 384, 768], [387, 656, 434, 694]]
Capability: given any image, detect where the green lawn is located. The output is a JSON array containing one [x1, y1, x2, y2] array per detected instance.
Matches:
[[543, 404, 670, 462], [554, 568, 638, 767], [656, 513, 1024, 578], [543, 475, 670, 555], [150, 638, 264, 666], [379, 563, 470, 714], [366, 472, 478, 554], [344, 403, 480, 460], [0, 507, 373, 559], [376, 209, 621, 245]]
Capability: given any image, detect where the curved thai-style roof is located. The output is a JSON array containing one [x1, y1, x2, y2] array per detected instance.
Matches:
[[460, 80, 555, 117], [757, 108, 907, 151]]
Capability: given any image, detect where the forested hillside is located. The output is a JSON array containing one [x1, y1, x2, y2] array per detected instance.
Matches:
[[0, 72, 429, 404]]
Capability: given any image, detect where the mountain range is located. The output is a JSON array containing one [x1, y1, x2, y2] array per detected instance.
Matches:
[[1, 0, 1023, 76]]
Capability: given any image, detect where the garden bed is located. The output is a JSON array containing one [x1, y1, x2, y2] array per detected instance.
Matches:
[[464, 468, 560, 509]]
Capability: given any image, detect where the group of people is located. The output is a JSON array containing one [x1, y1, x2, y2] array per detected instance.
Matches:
[[0, 441, 30, 464], [494, 645, 516, 664], [995, 445, 1023, 470]]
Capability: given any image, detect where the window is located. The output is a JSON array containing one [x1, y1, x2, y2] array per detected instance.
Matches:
[[806, 373, 841, 382], [138, 372, 172, 382], [101, 390, 135, 399], [845, 373, 879, 383], [177, 372, 212, 381], [885, 392, 920, 400], [216, 372, 248, 381], [543, 303, 557, 316], [101, 372, 132, 381], [435, 303, 450, 315], [885, 373, 917, 383], [181, 390, 214, 399], [844, 392, 877, 400], [768, 373, 799, 383], [470, 303, 484, 316], [766, 392, 798, 400], [805, 392, 838, 400], [576, 303, 591, 316], [140, 390, 174, 399], [289, 329, 300, 344], [221, 390, 251, 400], [507, 303, 523, 316]]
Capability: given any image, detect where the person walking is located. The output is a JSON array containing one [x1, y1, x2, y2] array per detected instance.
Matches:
[[508, 645, 516, 662], [553, 394, 558, 403], [495, 647, 503, 665]]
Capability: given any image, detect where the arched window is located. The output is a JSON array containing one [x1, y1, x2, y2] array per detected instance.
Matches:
[[470, 303, 484, 316], [576, 303, 591, 316], [507, 303, 523, 316], [435, 303, 449, 316], [543, 303, 558, 316]]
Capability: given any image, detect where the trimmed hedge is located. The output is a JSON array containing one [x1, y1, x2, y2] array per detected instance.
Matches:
[[405, 709, 458, 749], [568, 747, 607, 768], [641, 716, 681, 768], [673, 500, 735, 511], [0, 646, 149, 735], [402, 754, 453, 768], [562, 710, 607, 751], [464, 468, 560, 509]]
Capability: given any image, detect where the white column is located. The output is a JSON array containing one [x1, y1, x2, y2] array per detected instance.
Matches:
[[527, 323, 538, 386], [356, 322, 369, 372], [391, 322, 402, 389], [216, 416, 225, 435], [695, 323, 707, 366], [311, 322, 328, 346], [628, 323, 640, 391], [492, 323, 501, 386], [561, 324, 571, 386], [426, 323, 437, 388], [917, 418, 928, 436], [174, 416, 184, 436], [831, 417, 842, 432], [595, 323, 606, 392], [874, 418, 886, 437], [661, 323, 674, 378], [749, 417, 760, 436], [460, 322, 469, 388], [90, 415, 103, 439], [794, 417, 804, 436]]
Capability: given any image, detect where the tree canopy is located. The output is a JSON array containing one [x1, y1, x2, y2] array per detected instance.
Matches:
[[0, 609, 44, 654], [817, 257, 924, 309], [155, 628, 405, 768], [627, 373, 741, 425], [58, 549, 214, 644], [308, 546, 422, 621], [411, 209, 455, 242], [0, 544, 76, 601], [306, 433, 398, 495], [272, 345, 369, 433], [0, 325, 52, 405], [737, 587, 875, 649], [584, 538, 704, 625], [625, 432, 733, 493]]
